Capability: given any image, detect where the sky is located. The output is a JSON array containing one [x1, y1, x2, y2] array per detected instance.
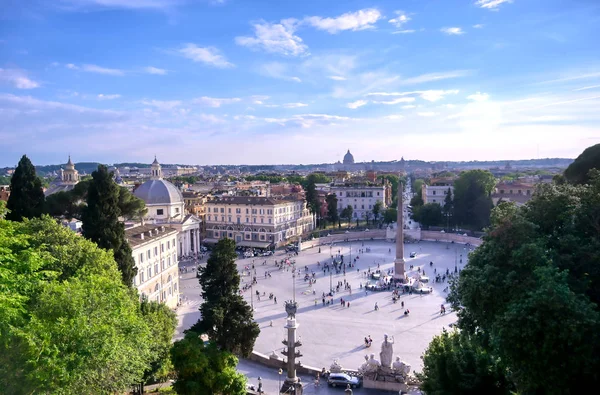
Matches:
[[1, 0, 599, 167]]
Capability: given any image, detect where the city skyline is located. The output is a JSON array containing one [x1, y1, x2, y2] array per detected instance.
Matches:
[[1, 0, 600, 167]]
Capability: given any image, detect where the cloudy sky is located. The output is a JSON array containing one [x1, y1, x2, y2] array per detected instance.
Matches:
[[1, 0, 599, 167]]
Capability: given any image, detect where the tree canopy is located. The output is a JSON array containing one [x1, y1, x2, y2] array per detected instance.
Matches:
[[0, 216, 162, 393], [444, 171, 600, 393], [564, 143, 600, 185], [171, 332, 247, 395], [6, 155, 45, 222], [82, 165, 137, 286], [453, 170, 495, 230], [412, 203, 443, 229], [191, 238, 259, 357], [326, 193, 339, 223]]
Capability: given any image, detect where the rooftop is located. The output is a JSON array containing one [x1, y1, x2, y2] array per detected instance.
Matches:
[[208, 196, 302, 206], [125, 224, 178, 248]]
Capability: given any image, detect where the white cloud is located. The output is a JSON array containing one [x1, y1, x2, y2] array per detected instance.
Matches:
[[259, 62, 302, 82], [0, 68, 40, 89], [467, 92, 490, 101], [573, 84, 600, 91], [250, 95, 270, 105], [97, 94, 121, 100], [282, 102, 308, 108], [367, 90, 459, 102], [305, 8, 382, 34], [82, 64, 125, 76], [392, 29, 416, 34], [374, 97, 416, 105], [417, 112, 437, 117], [388, 11, 410, 28], [400, 70, 470, 85], [144, 66, 167, 75], [475, 0, 513, 10], [141, 100, 182, 110], [66, 63, 79, 70], [441, 27, 464, 35], [473, 24, 484, 28], [402, 105, 416, 109], [329, 75, 347, 81], [193, 96, 241, 107], [384, 115, 404, 120], [179, 43, 234, 68], [235, 20, 308, 56], [347, 100, 368, 109]]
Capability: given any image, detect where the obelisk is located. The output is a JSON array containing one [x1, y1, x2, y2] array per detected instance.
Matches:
[[394, 182, 405, 281]]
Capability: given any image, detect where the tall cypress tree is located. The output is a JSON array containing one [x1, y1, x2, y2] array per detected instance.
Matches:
[[82, 165, 137, 286], [6, 155, 45, 222]]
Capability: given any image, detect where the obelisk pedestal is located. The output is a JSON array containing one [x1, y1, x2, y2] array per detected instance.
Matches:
[[394, 182, 406, 282], [281, 303, 303, 394]]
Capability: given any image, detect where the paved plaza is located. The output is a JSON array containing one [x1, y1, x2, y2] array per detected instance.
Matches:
[[176, 238, 472, 392]]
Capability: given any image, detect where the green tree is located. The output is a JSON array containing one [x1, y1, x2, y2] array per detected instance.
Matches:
[[377, 174, 401, 201], [383, 207, 397, 224], [6, 155, 45, 221], [447, 171, 600, 393], [372, 200, 383, 222], [118, 186, 148, 220], [82, 165, 137, 286], [453, 170, 495, 230], [418, 330, 513, 395], [341, 205, 353, 226], [412, 203, 443, 229], [564, 143, 600, 185], [141, 299, 178, 384], [171, 332, 247, 395], [326, 193, 339, 223], [0, 216, 154, 394], [192, 239, 259, 357], [305, 173, 323, 219]]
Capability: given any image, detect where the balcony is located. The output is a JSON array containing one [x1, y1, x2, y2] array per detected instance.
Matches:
[[280, 348, 303, 358], [281, 339, 303, 347]]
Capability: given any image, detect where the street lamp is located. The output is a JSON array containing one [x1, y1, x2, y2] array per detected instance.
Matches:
[[278, 368, 283, 391]]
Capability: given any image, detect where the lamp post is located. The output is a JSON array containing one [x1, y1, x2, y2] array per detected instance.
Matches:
[[278, 368, 283, 391]]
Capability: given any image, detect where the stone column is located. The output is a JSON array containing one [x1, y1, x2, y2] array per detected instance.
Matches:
[[281, 317, 302, 394], [394, 182, 405, 281]]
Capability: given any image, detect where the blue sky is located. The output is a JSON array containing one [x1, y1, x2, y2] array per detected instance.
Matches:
[[1, 0, 599, 167]]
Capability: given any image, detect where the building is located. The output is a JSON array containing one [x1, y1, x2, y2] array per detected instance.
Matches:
[[126, 225, 180, 308], [343, 150, 355, 165], [133, 157, 202, 257], [331, 184, 387, 220], [492, 182, 536, 206], [0, 185, 9, 202], [203, 196, 315, 248], [422, 177, 455, 206], [45, 156, 80, 196]]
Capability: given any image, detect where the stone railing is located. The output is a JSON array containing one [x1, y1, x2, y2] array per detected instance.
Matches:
[[420, 231, 483, 246]]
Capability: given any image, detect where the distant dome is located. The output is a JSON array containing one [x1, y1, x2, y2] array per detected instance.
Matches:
[[134, 179, 183, 205], [343, 149, 355, 164]]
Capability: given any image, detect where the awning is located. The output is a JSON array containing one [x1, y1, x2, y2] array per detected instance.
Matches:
[[236, 240, 272, 249], [202, 238, 220, 244]]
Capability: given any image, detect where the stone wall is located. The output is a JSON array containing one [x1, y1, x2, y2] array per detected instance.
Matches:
[[420, 231, 483, 246]]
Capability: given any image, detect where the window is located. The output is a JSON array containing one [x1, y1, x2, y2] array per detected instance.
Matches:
[[228, 216, 232, 222], [253, 218, 257, 223], [154, 246, 158, 256], [168, 256, 171, 266], [147, 267, 152, 278], [361, 205, 364, 209], [246, 208, 249, 214], [369, 205, 372, 209], [139, 253, 144, 263], [432, 190, 436, 195], [161, 260, 165, 270], [173, 238, 176, 246], [220, 208, 224, 213], [228, 208, 231, 213], [237, 218, 241, 224], [261, 218, 264, 223], [246, 218, 249, 223], [175, 207, 180, 213], [161, 243, 164, 252], [269, 218, 272, 224], [140, 272, 145, 283], [208, 215, 211, 221], [167, 240, 170, 249], [154, 263, 159, 274], [236, 208, 241, 214], [147, 250, 151, 259], [214, 231, 219, 237], [221, 216, 225, 222], [377, 192, 380, 196], [157, 208, 164, 215]]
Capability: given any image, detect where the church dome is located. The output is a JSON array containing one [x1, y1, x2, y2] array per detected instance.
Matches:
[[134, 179, 183, 205], [343, 149, 355, 164]]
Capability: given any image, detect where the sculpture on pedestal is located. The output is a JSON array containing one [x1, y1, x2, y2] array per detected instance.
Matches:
[[380, 334, 394, 368], [330, 359, 343, 373]]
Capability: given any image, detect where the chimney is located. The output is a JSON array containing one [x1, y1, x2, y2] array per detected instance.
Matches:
[[148, 231, 152, 238], [161, 226, 165, 232], [140, 233, 144, 240]]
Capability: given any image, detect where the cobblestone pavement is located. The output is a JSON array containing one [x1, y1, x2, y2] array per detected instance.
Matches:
[[176, 239, 471, 390]]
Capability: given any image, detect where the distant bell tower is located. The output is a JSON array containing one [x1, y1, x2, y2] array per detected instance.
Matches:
[[62, 155, 79, 184], [151, 156, 162, 180]]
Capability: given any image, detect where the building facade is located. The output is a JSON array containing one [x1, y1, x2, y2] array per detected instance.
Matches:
[[126, 225, 180, 308], [492, 182, 535, 206], [133, 158, 202, 258], [331, 185, 387, 220], [203, 196, 315, 248], [422, 177, 455, 206]]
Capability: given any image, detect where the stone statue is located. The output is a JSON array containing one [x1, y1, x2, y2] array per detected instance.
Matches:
[[330, 359, 343, 373], [366, 353, 381, 373], [380, 334, 395, 368], [393, 357, 411, 378], [358, 355, 370, 375], [285, 300, 298, 319]]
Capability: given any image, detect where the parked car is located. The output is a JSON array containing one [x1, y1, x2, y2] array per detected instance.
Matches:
[[409, 252, 417, 258], [243, 251, 254, 258], [327, 373, 361, 388]]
